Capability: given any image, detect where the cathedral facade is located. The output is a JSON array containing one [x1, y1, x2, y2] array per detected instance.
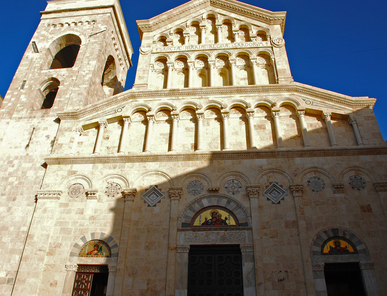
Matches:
[[0, 0, 386, 296]]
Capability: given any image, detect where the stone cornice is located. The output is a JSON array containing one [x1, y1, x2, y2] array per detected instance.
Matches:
[[45, 146, 387, 165], [136, 0, 286, 36], [57, 83, 375, 121]]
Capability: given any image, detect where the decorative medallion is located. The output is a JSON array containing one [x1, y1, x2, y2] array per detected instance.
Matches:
[[79, 240, 111, 257], [104, 182, 122, 198], [224, 179, 242, 195], [142, 185, 165, 207], [271, 37, 285, 48], [348, 175, 366, 191], [187, 180, 204, 196], [263, 182, 287, 204], [191, 206, 238, 227], [68, 183, 84, 198], [307, 176, 325, 192], [139, 46, 151, 55]]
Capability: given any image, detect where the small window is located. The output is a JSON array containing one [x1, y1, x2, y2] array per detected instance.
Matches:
[[101, 55, 118, 96], [41, 78, 60, 109]]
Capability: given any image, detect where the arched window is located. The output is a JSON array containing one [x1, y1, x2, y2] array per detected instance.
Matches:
[[41, 78, 60, 109], [49, 34, 81, 69], [101, 55, 118, 96]]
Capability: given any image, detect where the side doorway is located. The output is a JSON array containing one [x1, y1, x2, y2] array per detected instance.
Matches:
[[72, 265, 109, 296]]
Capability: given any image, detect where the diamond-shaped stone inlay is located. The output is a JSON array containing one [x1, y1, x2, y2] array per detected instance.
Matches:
[[264, 182, 287, 204], [349, 175, 366, 191], [142, 186, 165, 207]]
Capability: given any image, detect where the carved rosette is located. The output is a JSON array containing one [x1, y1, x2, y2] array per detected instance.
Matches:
[[122, 188, 137, 202], [169, 188, 183, 200], [246, 186, 260, 199], [290, 185, 303, 197], [374, 182, 387, 192], [271, 37, 285, 48]]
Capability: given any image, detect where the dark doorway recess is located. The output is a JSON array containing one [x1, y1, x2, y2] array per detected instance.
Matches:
[[188, 245, 243, 296], [72, 265, 108, 296], [50, 44, 80, 69], [324, 263, 366, 296]]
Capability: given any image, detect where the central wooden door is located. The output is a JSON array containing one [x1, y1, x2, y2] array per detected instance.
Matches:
[[188, 245, 243, 296]]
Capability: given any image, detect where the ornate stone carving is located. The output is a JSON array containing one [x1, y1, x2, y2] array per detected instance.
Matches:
[[240, 244, 254, 253], [104, 182, 122, 198], [36, 190, 62, 200], [65, 264, 78, 272], [263, 182, 287, 204], [271, 37, 285, 48], [122, 188, 137, 202], [307, 176, 325, 193], [142, 186, 165, 207], [348, 175, 366, 191], [139, 45, 151, 55], [86, 189, 98, 200], [312, 263, 325, 271], [176, 245, 190, 253], [246, 186, 260, 199], [169, 188, 183, 200], [68, 183, 85, 198], [333, 184, 344, 194], [207, 187, 220, 193], [359, 262, 375, 270], [187, 180, 205, 196], [374, 182, 387, 192], [224, 179, 242, 195], [184, 231, 246, 244], [290, 185, 303, 197], [153, 42, 269, 53]]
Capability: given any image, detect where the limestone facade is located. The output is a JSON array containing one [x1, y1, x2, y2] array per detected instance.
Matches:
[[0, 0, 386, 296]]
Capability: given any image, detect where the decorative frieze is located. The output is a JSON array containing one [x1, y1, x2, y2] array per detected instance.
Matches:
[[153, 42, 270, 53], [36, 190, 62, 200], [184, 231, 246, 244]]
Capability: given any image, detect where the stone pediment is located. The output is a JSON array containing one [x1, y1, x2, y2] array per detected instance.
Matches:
[[136, 0, 287, 37], [58, 83, 376, 122]]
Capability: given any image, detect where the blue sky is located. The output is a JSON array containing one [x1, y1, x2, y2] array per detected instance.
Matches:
[[1, 0, 386, 140]]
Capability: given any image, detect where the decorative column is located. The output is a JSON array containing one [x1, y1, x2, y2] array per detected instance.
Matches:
[[208, 60, 215, 87], [290, 185, 315, 296], [230, 59, 236, 86], [246, 110, 256, 149], [359, 262, 379, 296], [170, 113, 179, 152], [196, 112, 204, 151], [188, 62, 194, 88], [70, 127, 84, 155], [118, 116, 131, 153], [323, 113, 338, 146], [216, 24, 222, 43], [246, 185, 265, 295], [167, 63, 174, 89], [62, 264, 78, 296], [166, 188, 183, 296], [221, 112, 230, 150], [349, 117, 364, 146], [184, 32, 190, 45], [251, 58, 258, 85], [200, 25, 206, 44], [114, 189, 137, 295], [233, 30, 240, 42], [93, 121, 108, 154], [106, 265, 117, 296], [297, 110, 311, 147], [272, 111, 283, 148], [144, 115, 155, 152], [311, 263, 327, 294]]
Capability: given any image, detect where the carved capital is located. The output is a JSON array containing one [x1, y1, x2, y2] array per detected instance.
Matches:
[[246, 111, 255, 119], [176, 245, 190, 253], [333, 184, 344, 194], [122, 188, 137, 202], [221, 112, 230, 120], [374, 182, 387, 192], [240, 244, 254, 253], [359, 261, 375, 270], [290, 185, 303, 197], [246, 185, 260, 199], [75, 127, 84, 135], [147, 115, 156, 123], [36, 190, 62, 200], [169, 187, 183, 200], [98, 121, 108, 129], [65, 264, 78, 272], [122, 116, 132, 124], [297, 110, 306, 117], [272, 110, 280, 118], [86, 189, 98, 200], [171, 114, 180, 121], [322, 112, 332, 121], [312, 263, 325, 271], [207, 187, 220, 193], [348, 117, 357, 125]]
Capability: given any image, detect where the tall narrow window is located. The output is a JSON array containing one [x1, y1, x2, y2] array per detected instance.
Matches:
[[48, 34, 81, 69], [41, 78, 60, 109], [101, 55, 118, 96]]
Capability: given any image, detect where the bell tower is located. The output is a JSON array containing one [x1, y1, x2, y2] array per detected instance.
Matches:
[[1, 0, 133, 115]]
